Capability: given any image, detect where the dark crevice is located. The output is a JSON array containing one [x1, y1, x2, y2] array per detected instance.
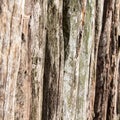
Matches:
[[101, 0, 109, 33], [42, 0, 61, 119], [118, 36, 120, 49], [42, 32, 59, 119], [0, 6, 2, 14], [42, 32, 50, 120], [21, 33, 26, 42], [0, 0, 3, 14], [63, 0, 70, 61]]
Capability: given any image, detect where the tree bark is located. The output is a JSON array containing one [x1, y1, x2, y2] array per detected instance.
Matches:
[[42, 0, 63, 120], [0, 0, 120, 120]]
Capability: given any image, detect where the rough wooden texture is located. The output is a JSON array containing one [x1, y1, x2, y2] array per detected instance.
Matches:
[[63, 0, 86, 119], [42, 0, 64, 120], [94, 0, 119, 120], [15, 1, 32, 120], [30, 1, 47, 120], [0, 0, 23, 119], [117, 2, 120, 120], [0, 0, 120, 120]]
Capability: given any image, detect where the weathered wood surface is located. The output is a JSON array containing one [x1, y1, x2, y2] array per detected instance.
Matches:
[[42, 0, 63, 120], [0, 0, 120, 120]]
